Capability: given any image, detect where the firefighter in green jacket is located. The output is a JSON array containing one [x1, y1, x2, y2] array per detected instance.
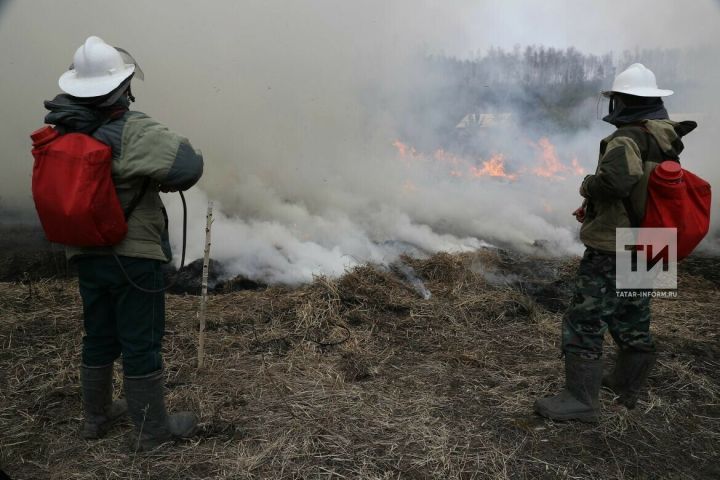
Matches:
[[45, 36, 204, 450], [534, 64, 697, 422]]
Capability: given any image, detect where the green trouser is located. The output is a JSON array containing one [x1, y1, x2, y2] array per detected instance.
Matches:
[[76, 255, 165, 376], [562, 248, 656, 360]]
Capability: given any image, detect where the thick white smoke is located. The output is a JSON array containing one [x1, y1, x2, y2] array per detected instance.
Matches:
[[1, 1, 719, 283]]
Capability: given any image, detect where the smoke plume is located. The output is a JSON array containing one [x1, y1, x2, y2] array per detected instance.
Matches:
[[1, 0, 719, 283]]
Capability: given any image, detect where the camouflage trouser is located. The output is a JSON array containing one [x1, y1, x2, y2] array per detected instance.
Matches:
[[562, 247, 656, 360]]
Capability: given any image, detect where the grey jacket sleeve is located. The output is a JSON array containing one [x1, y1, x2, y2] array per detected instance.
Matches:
[[162, 141, 204, 191], [114, 112, 204, 190]]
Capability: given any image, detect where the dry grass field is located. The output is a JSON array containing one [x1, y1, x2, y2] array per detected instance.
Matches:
[[1, 250, 718, 479]]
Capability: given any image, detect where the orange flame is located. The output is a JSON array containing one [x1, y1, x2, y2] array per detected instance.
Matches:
[[532, 137, 566, 178], [528, 137, 586, 179], [392, 140, 421, 161], [394, 140, 518, 181], [469, 153, 517, 180], [393, 137, 581, 183]]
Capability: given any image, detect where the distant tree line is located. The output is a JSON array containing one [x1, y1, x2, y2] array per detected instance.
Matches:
[[411, 45, 705, 137], [429, 45, 698, 89], [456, 45, 614, 86]]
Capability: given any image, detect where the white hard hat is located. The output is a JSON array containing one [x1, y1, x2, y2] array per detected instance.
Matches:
[[58, 36, 136, 97], [602, 63, 673, 98]]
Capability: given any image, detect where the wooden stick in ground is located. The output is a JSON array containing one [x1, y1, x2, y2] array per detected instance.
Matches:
[[198, 201, 214, 369]]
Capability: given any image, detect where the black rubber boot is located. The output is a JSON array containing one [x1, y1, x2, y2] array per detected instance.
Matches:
[[80, 363, 128, 439], [124, 370, 198, 452], [603, 351, 656, 409], [534, 353, 603, 423]]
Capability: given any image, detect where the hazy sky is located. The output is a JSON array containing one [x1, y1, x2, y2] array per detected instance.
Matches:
[[457, 1, 720, 56]]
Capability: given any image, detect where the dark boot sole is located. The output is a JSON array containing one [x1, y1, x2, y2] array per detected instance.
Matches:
[[534, 405, 599, 423]]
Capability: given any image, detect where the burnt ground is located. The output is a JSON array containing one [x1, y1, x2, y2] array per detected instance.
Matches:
[[0, 224, 72, 281], [0, 226, 719, 479], [0, 223, 264, 294]]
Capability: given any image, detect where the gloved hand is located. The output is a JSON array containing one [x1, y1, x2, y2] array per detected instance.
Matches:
[[572, 206, 586, 223], [573, 198, 588, 223]]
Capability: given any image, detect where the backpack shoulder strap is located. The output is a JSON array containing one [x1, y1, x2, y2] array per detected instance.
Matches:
[[620, 123, 660, 228], [90, 113, 150, 222], [124, 177, 151, 220], [622, 198, 641, 228], [638, 123, 678, 164]]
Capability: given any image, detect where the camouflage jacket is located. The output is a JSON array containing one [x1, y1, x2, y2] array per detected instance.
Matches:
[[579, 119, 697, 252]]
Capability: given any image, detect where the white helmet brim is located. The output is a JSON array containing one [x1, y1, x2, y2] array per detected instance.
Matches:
[[601, 87, 674, 98], [58, 63, 135, 98]]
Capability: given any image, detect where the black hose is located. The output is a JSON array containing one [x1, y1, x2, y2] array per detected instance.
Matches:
[[113, 190, 187, 293]]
